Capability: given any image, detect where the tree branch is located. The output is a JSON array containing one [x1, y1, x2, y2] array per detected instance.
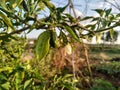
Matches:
[[9, 25, 49, 35], [84, 22, 120, 36], [70, 23, 95, 34], [9, 26, 31, 35]]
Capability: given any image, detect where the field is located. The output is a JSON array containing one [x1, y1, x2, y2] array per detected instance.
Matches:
[[88, 44, 120, 89], [89, 44, 120, 60]]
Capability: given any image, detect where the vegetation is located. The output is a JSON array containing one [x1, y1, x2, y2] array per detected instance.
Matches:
[[0, 0, 120, 89], [91, 79, 116, 90]]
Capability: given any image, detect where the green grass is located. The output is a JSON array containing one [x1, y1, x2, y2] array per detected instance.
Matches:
[[88, 45, 120, 60]]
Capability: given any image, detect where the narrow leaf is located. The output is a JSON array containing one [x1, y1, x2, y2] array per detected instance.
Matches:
[[0, 0, 7, 11], [0, 12, 14, 31], [85, 24, 96, 30], [50, 31, 60, 48], [110, 28, 114, 40], [92, 17, 100, 22], [105, 8, 112, 17], [116, 13, 120, 18], [24, 79, 33, 90], [1, 82, 11, 90], [81, 16, 93, 21], [56, 4, 69, 20], [102, 19, 108, 28], [93, 9, 104, 16], [96, 33, 102, 43], [59, 31, 68, 45], [64, 25, 79, 41], [57, 3, 68, 14], [10, 0, 23, 8], [64, 14, 76, 22], [43, 1, 55, 11], [22, 0, 28, 11]]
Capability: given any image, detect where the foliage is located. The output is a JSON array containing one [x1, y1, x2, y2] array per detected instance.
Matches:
[[96, 62, 120, 77], [0, 36, 81, 89], [0, 0, 120, 89], [82, 8, 120, 42], [35, 30, 51, 60], [48, 74, 78, 90], [0, 36, 26, 66], [91, 79, 116, 90], [0, 0, 120, 60], [0, 36, 39, 90], [0, 63, 46, 90]]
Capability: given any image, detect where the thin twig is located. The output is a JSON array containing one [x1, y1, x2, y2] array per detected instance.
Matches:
[[70, 23, 95, 34], [9, 26, 31, 35], [106, 0, 120, 11], [84, 22, 120, 36]]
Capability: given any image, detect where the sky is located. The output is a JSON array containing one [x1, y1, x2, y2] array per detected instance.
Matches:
[[26, 0, 120, 44], [27, 0, 106, 38]]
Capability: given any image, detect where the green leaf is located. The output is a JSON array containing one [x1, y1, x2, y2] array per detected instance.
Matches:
[[96, 33, 102, 43], [35, 30, 50, 60], [101, 19, 108, 28], [92, 17, 100, 22], [0, 66, 13, 73], [38, 1, 45, 10], [34, 69, 44, 80], [15, 71, 24, 89], [85, 24, 96, 30], [0, 74, 7, 82], [0, 7, 13, 17], [22, 0, 28, 11], [56, 4, 69, 21], [0, 0, 7, 11], [0, 12, 14, 31], [110, 28, 114, 40], [93, 9, 104, 16], [108, 14, 114, 26], [43, 0, 55, 11], [105, 8, 112, 17], [116, 13, 120, 18], [59, 31, 68, 45], [1, 82, 11, 90], [10, 0, 23, 8], [64, 14, 76, 22], [62, 74, 73, 80], [57, 4, 68, 14], [64, 25, 79, 41], [50, 31, 60, 48], [24, 79, 33, 90], [81, 16, 94, 21]]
